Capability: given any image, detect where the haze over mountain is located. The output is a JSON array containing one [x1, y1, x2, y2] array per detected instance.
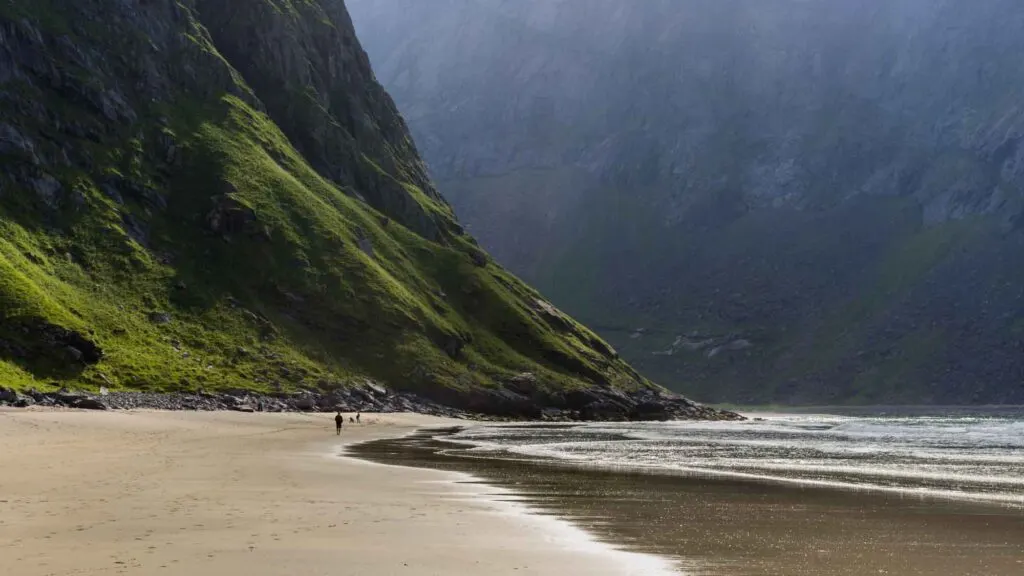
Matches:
[[348, 0, 1024, 404], [0, 0, 692, 418]]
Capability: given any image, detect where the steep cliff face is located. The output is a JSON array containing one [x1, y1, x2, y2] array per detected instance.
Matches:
[[348, 0, 1024, 404], [0, 0, 660, 414]]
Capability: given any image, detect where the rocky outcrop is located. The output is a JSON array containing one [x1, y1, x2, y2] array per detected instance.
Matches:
[[0, 386, 16, 403], [0, 386, 741, 421], [192, 0, 454, 242], [0, 318, 103, 376]]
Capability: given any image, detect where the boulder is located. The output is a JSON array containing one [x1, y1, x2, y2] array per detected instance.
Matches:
[[54, 390, 86, 404], [580, 400, 631, 421], [218, 394, 242, 407], [532, 299, 572, 331], [13, 394, 35, 408], [0, 386, 16, 404], [629, 401, 673, 421], [504, 372, 541, 396], [290, 394, 318, 411], [563, 389, 603, 410], [363, 381, 388, 397], [64, 346, 84, 362], [71, 397, 109, 410], [148, 312, 172, 325]]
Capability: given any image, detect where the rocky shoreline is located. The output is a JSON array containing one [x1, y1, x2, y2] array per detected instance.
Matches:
[[0, 384, 743, 422]]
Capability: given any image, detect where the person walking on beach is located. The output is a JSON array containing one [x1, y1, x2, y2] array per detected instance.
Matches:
[[356, 412, 361, 424], [335, 411, 344, 435]]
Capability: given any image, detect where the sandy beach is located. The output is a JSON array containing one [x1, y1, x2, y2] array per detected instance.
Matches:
[[353, 422, 1024, 576], [0, 409, 673, 576]]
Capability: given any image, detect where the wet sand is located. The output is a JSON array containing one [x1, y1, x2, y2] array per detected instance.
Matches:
[[350, 427, 1024, 576], [0, 410, 675, 576]]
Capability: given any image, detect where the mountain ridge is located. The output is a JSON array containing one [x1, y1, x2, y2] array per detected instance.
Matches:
[[347, 0, 1024, 405], [0, 0, 705, 418]]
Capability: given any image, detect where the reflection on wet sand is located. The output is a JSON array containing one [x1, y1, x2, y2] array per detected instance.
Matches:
[[350, 428, 1024, 576]]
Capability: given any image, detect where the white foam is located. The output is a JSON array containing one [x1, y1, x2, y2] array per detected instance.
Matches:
[[446, 411, 1024, 509]]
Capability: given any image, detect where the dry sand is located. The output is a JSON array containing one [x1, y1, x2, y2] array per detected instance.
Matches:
[[0, 409, 675, 576]]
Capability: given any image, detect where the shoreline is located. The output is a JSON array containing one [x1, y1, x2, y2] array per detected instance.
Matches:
[[350, 423, 1024, 576], [0, 409, 680, 576], [336, 436, 680, 576], [352, 424, 1024, 510]]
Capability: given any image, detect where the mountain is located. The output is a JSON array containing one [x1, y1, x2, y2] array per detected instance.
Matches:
[[347, 0, 1024, 405], [0, 0, 673, 416]]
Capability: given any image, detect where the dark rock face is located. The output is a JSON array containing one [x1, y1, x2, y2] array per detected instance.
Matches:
[[0, 319, 103, 376], [70, 396, 108, 410], [147, 313, 172, 325], [409, 381, 741, 422], [40, 324, 103, 365], [206, 195, 258, 237], [192, 0, 454, 242], [348, 0, 1024, 405]]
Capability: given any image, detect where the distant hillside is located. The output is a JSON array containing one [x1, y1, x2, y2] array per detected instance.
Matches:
[[348, 0, 1024, 404], [0, 0, 667, 416]]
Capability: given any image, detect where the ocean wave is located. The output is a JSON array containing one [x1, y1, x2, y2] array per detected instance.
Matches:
[[441, 411, 1024, 507]]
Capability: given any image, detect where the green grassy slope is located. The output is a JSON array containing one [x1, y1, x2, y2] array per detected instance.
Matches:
[[0, 0, 650, 404]]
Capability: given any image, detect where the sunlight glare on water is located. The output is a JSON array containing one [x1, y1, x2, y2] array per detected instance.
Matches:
[[444, 410, 1024, 507]]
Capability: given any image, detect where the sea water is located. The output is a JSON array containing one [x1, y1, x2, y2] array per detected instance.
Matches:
[[442, 409, 1024, 507]]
